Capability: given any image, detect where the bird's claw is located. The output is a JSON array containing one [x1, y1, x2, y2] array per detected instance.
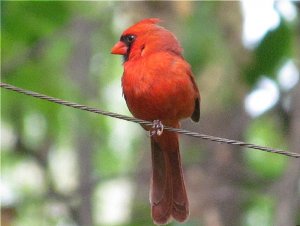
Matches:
[[150, 120, 164, 136]]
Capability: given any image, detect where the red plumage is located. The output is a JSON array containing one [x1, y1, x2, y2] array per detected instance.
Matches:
[[111, 18, 200, 225]]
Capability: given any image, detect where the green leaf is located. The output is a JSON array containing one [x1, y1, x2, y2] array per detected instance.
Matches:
[[245, 19, 292, 86], [243, 195, 274, 226], [244, 116, 288, 179]]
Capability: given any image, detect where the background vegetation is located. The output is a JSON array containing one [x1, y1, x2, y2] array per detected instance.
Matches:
[[1, 2, 300, 226]]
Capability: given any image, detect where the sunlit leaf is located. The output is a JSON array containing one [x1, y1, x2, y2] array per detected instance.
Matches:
[[244, 19, 292, 86]]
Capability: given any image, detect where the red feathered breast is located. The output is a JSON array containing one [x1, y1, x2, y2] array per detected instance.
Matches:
[[122, 51, 197, 125]]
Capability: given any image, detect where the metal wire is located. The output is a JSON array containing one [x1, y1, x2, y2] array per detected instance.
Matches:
[[1, 82, 299, 158]]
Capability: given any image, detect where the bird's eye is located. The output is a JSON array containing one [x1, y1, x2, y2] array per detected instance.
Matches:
[[121, 35, 136, 45], [126, 35, 135, 43]]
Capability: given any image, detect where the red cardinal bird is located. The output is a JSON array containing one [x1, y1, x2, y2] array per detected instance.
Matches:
[[111, 18, 200, 225]]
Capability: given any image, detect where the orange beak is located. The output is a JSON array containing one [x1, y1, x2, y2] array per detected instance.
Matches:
[[111, 41, 127, 55]]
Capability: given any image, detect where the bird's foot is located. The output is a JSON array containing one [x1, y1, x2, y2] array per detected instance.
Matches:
[[150, 120, 164, 136]]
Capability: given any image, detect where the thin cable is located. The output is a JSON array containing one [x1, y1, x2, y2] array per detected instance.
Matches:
[[1, 82, 299, 158]]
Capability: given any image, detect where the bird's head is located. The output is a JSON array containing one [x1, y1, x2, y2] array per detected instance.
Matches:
[[111, 18, 182, 62]]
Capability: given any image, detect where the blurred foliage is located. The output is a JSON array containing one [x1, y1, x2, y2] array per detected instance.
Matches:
[[1, 1, 299, 226], [245, 116, 288, 179], [245, 20, 293, 86], [243, 195, 274, 226], [181, 2, 222, 73]]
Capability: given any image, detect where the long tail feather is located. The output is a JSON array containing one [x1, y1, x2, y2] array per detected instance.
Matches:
[[150, 131, 189, 225]]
